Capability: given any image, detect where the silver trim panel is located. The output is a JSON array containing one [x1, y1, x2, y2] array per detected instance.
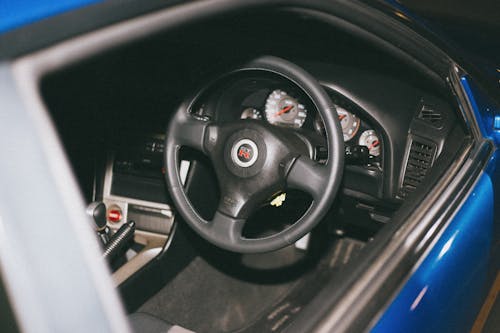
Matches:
[[112, 230, 169, 286]]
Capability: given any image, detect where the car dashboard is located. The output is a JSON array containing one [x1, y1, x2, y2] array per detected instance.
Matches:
[[39, 7, 466, 290]]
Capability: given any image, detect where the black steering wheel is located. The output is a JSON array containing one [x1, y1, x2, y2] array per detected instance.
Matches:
[[165, 56, 344, 253]]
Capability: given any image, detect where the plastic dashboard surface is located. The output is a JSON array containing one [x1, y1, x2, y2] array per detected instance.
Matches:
[[95, 60, 457, 208], [304, 62, 458, 203], [40, 46, 457, 209], [181, 61, 457, 205]]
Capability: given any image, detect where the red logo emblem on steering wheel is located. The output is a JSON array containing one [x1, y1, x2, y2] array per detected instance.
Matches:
[[232, 139, 258, 168], [238, 146, 252, 161]]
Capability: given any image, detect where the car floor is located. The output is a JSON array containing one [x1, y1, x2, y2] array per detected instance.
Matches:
[[137, 236, 364, 333]]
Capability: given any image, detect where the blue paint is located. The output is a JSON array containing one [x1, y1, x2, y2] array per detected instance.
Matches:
[[0, 0, 100, 33], [372, 173, 494, 332], [460, 76, 499, 179], [461, 76, 500, 146], [494, 116, 500, 131]]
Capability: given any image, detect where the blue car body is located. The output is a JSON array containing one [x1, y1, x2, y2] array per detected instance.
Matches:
[[0, 0, 100, 33], [1, 1, 498, 332], [376, 2, 500, 326]]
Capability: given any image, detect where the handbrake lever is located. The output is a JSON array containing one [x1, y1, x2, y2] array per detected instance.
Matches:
[[102, 220, 136, 261]]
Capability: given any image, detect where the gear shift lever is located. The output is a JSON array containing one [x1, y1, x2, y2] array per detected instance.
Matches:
[[87, 201, 137, 262], [86, 201, 111, 245]]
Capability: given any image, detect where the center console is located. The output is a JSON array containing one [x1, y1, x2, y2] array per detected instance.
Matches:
[[99, 135, 189, 284]]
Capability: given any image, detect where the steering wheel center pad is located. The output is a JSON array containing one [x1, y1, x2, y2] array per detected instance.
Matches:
[[222, 127, 268, 178]]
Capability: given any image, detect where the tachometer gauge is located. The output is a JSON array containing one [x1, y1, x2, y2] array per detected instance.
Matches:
[[359, 130, 381, 156], [337, 106, 360, 141], [265, 89, 307, 128], [240, 108, 262, 120]]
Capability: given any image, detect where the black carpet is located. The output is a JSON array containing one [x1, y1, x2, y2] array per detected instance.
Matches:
[[240, 237, 365, 333], [138, 249, 304, 332], [138, 237, 364, 333]]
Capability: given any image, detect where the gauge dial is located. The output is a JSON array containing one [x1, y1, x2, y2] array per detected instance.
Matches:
[[265, 89, 307, 128], [240, 108, 262, 120], [337, 106, 360, 141], [314, 106, 360, 141], [359, 130, 381, 156]]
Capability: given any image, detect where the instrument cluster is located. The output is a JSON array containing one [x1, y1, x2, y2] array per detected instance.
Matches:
[[238, 87, 382, 158]]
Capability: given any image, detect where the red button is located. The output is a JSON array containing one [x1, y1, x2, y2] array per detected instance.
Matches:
[[108, 209, 122, 223]]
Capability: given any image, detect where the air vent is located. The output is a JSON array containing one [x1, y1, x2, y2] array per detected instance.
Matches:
[[418, 104, 443, 127], [399, 139, 436, 198]]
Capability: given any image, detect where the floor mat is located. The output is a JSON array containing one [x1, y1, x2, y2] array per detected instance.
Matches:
[[240, 237, 365, 333], [138, 247, 307, 333], [138, 237, 364, 333]]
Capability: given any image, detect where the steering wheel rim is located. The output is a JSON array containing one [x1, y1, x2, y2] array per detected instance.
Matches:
[[165, 56, 344, 253]]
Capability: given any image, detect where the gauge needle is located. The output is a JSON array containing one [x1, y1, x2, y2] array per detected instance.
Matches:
[[274, 105, 294, 117], [368, 140, 380, 150], [338, 114, 346, 121]]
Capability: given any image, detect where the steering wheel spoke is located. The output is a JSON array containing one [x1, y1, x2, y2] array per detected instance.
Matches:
[[286, 155, 328, 200], [208, 210, 246, 246], [172, 110, 213, 153], [216, 188, 260, 220]]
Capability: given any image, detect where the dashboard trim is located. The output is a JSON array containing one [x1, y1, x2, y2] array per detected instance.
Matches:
[[111, 229, 169, 286]]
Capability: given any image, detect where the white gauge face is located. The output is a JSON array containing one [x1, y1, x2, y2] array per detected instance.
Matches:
[[359, 130, 381, 156], [265, 89, 307, 128], [337, 106, 360, 141], [240, 108, 262, 120], [314, 106, 360, 141]]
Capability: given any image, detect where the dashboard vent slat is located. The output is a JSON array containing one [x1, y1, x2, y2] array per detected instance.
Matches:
[[399, 139, 437, 199], [418, 104, 443, 127]]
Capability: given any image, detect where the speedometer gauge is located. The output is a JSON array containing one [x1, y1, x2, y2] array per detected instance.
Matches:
[[337, 106, 360, 141], [265, 89, 307, 128], [359, 130, 381, 156]]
